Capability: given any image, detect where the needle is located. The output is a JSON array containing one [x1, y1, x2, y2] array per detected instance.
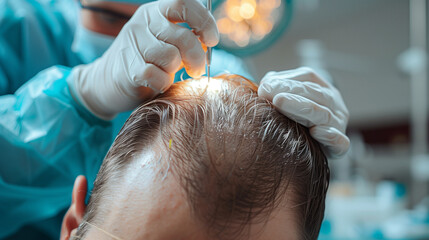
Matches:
[[206, 0, 212, 81]]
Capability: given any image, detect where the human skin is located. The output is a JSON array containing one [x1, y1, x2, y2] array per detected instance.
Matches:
[[60, 143, 299, 240], [80, 0, 139, 36]]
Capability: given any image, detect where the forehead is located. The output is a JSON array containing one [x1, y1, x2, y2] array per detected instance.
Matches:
[[85, 147, 211, 240]]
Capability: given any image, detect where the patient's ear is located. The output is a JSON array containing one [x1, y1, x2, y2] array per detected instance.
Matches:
[[60, 175, 88, 240]]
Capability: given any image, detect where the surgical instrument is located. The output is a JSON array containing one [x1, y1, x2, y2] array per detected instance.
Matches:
[[206, 0, 212, 81]]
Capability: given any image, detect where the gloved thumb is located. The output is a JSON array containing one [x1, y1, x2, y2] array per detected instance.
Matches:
[[310, 125, 350, 158]]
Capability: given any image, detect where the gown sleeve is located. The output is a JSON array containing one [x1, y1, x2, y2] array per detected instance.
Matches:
[[0, 66, 112, 238], [0, 0, 80, 96]]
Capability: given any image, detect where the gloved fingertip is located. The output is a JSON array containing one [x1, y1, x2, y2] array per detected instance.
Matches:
[[144, 83, 160, 96], [159, 85, 171, 94], [310, 126, 350, 158], [185, 65, 205, 78], [328, 143, 350, 159], [272, 93, 294, 108], [260, 82, 272, 93], [187, 70, 203, 78], [257, 82, 274, 101], [203, 29, 220, 47]]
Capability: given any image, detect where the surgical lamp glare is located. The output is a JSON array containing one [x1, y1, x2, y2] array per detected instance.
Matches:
[[239, 3, 256, 19], [214, 0, 292, 56], [216, 0, 281, 47]]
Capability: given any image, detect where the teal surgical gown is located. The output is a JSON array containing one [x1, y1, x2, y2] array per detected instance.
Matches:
[[0, 0, 251, 239]]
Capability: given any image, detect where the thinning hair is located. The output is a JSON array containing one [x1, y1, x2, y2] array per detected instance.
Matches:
[[77, 74, 329, 240]]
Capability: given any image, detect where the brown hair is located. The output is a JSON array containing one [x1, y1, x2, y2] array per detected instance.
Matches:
[[77, 74, 329, 240]]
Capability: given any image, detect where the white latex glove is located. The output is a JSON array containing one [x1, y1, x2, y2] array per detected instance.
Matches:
[[68, 0, 218, 120], [258, 67, 350, 158]]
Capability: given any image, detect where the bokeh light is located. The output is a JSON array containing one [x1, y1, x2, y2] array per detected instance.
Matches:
[[215, 0, 283, 48]]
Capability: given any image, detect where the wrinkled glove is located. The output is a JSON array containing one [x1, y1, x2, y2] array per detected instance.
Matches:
[[68, 0, 218, 120], [258, 67, 350, 158]]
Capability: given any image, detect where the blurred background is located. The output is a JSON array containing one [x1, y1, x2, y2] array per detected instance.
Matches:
[[218, 0, 429, 239]]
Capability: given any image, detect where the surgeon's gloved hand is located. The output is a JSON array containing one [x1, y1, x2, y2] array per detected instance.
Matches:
[[258, 67, 350, 158], [68, 0, 218, 120]]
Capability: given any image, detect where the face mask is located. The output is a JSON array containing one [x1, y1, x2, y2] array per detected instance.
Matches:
[[71, 22, 116, 64]]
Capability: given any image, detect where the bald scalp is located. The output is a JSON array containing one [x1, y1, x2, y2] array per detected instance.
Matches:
[[78, 75, 329, 240]]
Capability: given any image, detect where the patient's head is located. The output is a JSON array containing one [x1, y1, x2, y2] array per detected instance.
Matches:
[[61, 74, 329, 240]]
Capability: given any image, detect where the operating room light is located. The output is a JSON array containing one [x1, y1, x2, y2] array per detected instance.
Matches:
[[214, 0, 292, 55]]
